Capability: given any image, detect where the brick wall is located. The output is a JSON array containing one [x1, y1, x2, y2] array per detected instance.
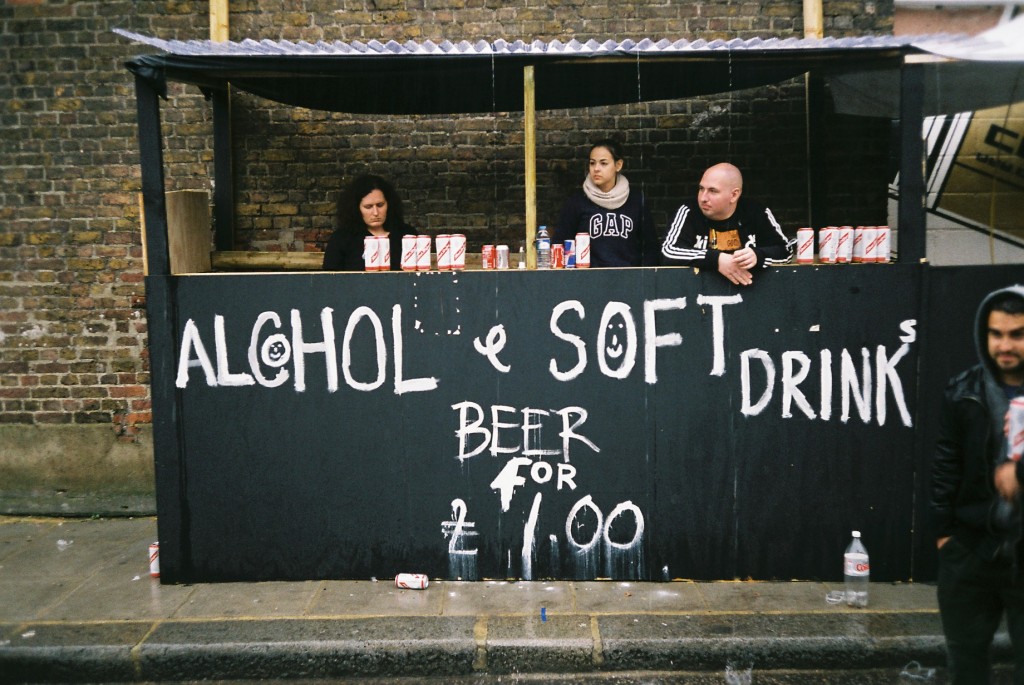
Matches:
[[0, 0, 894, 433]]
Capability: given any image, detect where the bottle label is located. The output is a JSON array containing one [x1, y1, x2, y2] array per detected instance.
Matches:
[[844, 552, 869, 576]]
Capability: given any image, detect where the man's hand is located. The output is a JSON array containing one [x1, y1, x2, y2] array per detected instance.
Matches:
[[717, 252, 753, 286], [995, 461, 1019, 501], [937, 536, 950, 549], [732, 247, 758, 270]]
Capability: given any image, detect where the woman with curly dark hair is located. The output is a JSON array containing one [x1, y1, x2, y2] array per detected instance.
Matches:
[[322, 174, 417, 271]]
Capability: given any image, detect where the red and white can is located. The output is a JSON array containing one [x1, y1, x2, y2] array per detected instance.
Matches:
[[836, 226, 853, 264], [551, 244, 564, 269], [450, 234, 466, 270], [1009, 397, 1024, 462], [796, 227, 814, 264], [862, 226, 879, 263], [363, 236, 381, 271], [416, 234, 431, 271], [481, 244, 495, 270], [564, 240, 576, 268], [435, 234, 452, 271], [875, 226, 891, 263], [852, 226, 866, 263], [575, 232, 591, 268], [818, 227, 837, 264], [395, 573, 429, 590], [377, 235, 390, 270], [401, 234, 418, 271], [148, 541, 160, 578]]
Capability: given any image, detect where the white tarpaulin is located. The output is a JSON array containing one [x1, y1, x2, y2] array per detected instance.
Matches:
[[831, 15, 1024, 117]]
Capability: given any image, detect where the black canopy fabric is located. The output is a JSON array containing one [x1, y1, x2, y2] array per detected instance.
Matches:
[[117, 29, 929, 115]]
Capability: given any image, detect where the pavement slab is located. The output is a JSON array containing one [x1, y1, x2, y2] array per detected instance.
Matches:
[[0, 516, 1003, 684]]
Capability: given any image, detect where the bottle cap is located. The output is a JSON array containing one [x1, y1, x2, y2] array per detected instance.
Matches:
[[852, 530, 861, 537]]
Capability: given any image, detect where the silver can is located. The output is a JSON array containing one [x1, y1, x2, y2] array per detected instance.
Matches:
[[836, 226, 854, 264], [852, 226, 866, 263], [363, 236, 381, 271], [575, 232, 591, 268], [796, 227, 814, 264], [376, 235, 390, 270], [496, 244, 510, 269], [1010, 397, 1024, 462], [395, 573, 429, 590], [818, 227, 837, 264], [148, 541, 160, 578], [875, 226, 891, 263], [416, 234, 431, 271], [450, 234, 467, 270], [436, 234, 452, 271], [862, 226, 878, 263], [401, 234, 418, 271]]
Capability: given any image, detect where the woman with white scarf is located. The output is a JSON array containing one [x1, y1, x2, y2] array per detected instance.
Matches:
[[554, 140, 658, 267]]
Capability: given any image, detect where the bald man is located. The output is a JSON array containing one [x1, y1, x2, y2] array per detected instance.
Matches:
[[660, 163, 793, 285]]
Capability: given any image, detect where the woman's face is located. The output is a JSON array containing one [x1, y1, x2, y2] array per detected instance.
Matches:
[[588, 146, 623, 193], [359, 189, 388, 232]]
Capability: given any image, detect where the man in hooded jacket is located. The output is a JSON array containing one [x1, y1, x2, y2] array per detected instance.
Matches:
[[932, 284, 1024, 684]]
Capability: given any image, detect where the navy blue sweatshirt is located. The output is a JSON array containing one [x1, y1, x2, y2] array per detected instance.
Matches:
[[554, 189, 659, 267]]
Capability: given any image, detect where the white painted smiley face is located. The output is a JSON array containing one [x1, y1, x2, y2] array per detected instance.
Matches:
[[605, 320, 626, 359], [261, 334, 291, 367]]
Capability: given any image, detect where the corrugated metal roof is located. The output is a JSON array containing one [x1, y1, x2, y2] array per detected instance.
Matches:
[[113, 28, 938, 59], [119, 28, 1016, 115]]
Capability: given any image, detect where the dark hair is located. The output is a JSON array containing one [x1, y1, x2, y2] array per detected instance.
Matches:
[[989, 291, 1024, 316], [589, 139, 623, 163], [337, 174, 405, 235]]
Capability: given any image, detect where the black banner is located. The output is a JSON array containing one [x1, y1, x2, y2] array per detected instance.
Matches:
[[159, 264, 966, 583]]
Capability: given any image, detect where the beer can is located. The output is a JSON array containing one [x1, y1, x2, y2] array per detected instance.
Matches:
[[496, 244, 510, 269], [1009, 397, 1024, 462], [836, 226, 853, 264], [377, 235, 391, 271], [481, 244, 495, 270], [551, 244, 564, 269], [401, 234, 418, 271], [862, 226, 878, 263], [416, 234, 431, 271], [564, 239, 576, 268], [363, 236, 381, 271], [148, 541, 160, 578], [852, 226, 866, 263], [435, 234, 452, 271], [395, 573, 429, 590], [818, 226, 837, 264], [575, 232, 591, 268], [875, 226, 891, 263], [796, 227, 814, 264], [450, 233, 467, 270]]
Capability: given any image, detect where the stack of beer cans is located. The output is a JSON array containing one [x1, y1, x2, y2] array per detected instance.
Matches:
[[796, 226, 891, 265]]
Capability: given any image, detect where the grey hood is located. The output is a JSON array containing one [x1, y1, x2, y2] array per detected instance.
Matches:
[[974, 284, 1024, 380], [973, 284, 1024, 462]]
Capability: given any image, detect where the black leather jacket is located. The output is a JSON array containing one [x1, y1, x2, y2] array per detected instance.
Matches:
[[931, 365, 1017, 560]]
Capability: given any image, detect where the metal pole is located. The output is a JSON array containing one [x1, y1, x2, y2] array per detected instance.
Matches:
[[898, 61, 927, 262]]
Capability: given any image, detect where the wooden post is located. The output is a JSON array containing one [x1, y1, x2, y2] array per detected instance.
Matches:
[[210, 0, 229, 42], [803, 0, 823, 39], [135, 74, 169, 277], [524, 65, 537, 270]]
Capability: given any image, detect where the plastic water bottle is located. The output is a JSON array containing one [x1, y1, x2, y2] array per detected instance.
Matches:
[[536, 225, 551, 269], [843, 530, 869, 607]]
